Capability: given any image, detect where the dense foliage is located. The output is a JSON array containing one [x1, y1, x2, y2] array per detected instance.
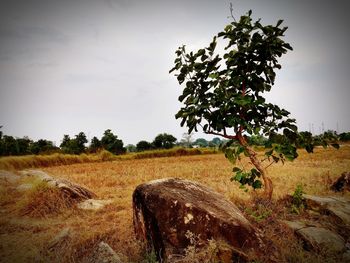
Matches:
[[170, 10, 339, 198]]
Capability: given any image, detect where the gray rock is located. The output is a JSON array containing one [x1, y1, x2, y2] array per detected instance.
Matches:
[[296, 227, 345, 253], [77, 199, 113, 210], [87, 242, 122, 263], [20, 169, 96, 200], [281, 220, 307, 231], [303, 194, 350, 226]]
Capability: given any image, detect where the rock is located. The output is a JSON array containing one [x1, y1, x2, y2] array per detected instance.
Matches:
[[296, 227, 345, 253], [132, 178, 261, 262], [331, 172, 350, 192], [0, 170, 20, 183], [303, 194, 350, 226], [16, 183, 34, 191], [48, 228, 73, 251], [20, 170, 96, 200], [86, 242, 122, 263], [281, 220, 307, 231], [77, 199, 113, 210]]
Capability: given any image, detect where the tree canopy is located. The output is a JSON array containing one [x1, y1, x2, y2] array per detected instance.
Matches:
[[170, 10, 338, 198]]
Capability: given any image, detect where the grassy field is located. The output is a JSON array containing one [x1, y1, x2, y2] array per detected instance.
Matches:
[[0, 148, 217, 171], [0, 145, 350, 262]]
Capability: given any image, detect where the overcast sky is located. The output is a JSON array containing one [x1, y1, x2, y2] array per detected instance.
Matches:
[[0, 0, 349, 145]]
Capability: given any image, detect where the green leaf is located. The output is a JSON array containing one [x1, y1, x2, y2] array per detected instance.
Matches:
[[209, 73, 219, 79], [224, 24, 232, 32], [232, 167, 241, 173], [276, 19, 283, 27], [252, 180, 262, 189]]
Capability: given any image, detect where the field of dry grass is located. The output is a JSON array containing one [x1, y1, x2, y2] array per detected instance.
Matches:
[[0, 145, 350, 262]]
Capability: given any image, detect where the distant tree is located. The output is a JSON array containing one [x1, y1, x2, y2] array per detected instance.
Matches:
[[60, 135, 71, 149], [1, 135, 17, 155], [101, 129, 125, 155], [16, 136, 32, 155], [170, 10, 338, 198], [30, 139, 57, 154], [210, 137, 223, 147], [180, 132, 194, 148], [136, 140, 152, 152], [339, 132, 350, 142], [60, 132, 87, 154], [193, 138, 208, 147], [248, 135, 267, 146], [152, 133, 177, 149], [75, 132, 88, 153], [126, 144, 137, 153], [89, 136, 102, 153]]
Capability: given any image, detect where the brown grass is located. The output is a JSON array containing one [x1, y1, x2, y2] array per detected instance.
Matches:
[[19, 181, 77, 218], [0, 145, 349, 262], [0, 147, 217, 171]]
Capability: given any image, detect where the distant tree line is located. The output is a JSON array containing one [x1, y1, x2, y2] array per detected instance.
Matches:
[[0, 125, 349, 157]]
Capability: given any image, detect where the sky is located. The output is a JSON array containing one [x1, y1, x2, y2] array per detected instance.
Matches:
[[0, 0, 349, 146]]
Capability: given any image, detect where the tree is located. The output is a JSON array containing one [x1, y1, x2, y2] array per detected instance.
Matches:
[[193, 138, 208, 147], [210, 137, 223, 147], [60, 132, 87, 154], [101, 129, 125, 155], [60, 135, 71, 149], [89, 136, 102, 153], [30, 139, 57, 154], [180, 132, 194, 148], [170, 10, 337, 199], [136, 140, 152, 152], [126, 144, 137, 152], [75, 132, 88, 153], [339, 132, 350, 142], [152, 133, 177, 149]]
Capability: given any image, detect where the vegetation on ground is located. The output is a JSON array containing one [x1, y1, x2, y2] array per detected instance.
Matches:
[[0, 145, 349, 262], [0, 147, 217, 171]]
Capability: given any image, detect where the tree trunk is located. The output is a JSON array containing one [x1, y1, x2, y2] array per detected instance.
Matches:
[[237, 134, 273, 199]]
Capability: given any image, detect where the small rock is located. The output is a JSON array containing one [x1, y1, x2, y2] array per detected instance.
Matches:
[[16, 184, 34, 191], [20, 169, 96, 200], [77, 199, 113, 210], [331, 172, 350, 192], [296, 227, 345, 253], [86, 242, 122, 263], [0, 170, 20, 183], [281, 220, 307, 231]]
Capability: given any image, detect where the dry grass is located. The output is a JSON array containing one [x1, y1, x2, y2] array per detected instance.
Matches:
[[0, 145, 349, 262], [0, 147, 217, 171], [19, 181, 77, 218]]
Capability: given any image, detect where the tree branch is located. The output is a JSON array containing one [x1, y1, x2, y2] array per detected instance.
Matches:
[[229, 3, 237, 22], [204, 130, 237, 140]]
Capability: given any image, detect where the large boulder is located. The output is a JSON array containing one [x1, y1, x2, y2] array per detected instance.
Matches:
[[132, 178, 261, 262]]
